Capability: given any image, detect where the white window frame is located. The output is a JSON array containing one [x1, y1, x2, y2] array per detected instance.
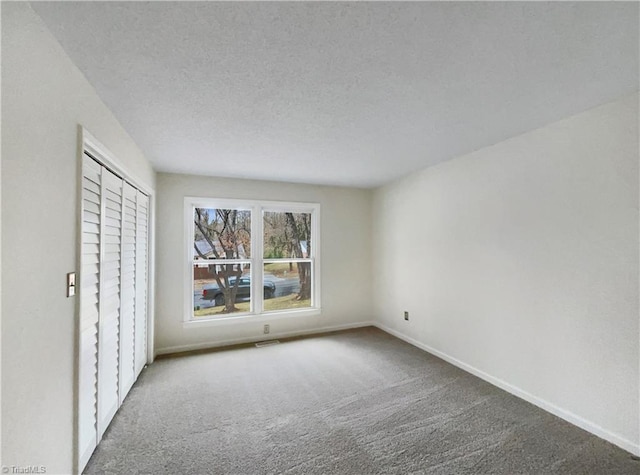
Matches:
[[184, 197, 321, 324]]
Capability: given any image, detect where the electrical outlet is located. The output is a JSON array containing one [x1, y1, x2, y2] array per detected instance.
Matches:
[[264, 324, 270, 334], [404, 311, 409, 321]]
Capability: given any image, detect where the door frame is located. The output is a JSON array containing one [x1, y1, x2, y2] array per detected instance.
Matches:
[[74, 126, 156, 473]]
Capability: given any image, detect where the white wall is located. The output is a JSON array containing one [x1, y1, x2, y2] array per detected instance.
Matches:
[[155, 173, 372, 354], [1, 4, 155, 472], [372, 93, 639, 454]]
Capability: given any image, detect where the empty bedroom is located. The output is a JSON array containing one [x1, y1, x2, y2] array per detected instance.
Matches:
[[1, 1, 639, 474]]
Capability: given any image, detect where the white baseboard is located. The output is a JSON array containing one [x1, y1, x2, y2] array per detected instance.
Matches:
[[374, 322, 640, 457], [155, 320, 374, 356]]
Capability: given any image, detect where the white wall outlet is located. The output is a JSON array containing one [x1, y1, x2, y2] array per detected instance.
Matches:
[[264, 324, 270, 334]]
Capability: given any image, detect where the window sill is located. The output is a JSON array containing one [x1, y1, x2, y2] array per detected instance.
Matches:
[[183, 307, 322, 328]]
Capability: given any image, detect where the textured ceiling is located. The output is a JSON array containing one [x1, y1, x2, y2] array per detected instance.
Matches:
[[32, 2, 638, 188]]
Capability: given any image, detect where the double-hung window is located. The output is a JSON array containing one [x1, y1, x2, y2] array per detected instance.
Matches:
[[186, 198, 320, 321]]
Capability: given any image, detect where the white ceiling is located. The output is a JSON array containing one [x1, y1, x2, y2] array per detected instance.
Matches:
[[32, 2, 638, 188]]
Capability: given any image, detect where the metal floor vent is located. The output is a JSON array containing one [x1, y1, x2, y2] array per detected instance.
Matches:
[[255, 340, 280, 348]]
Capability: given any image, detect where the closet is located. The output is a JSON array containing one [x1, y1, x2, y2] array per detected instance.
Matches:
[[78, 152, 149, 471]]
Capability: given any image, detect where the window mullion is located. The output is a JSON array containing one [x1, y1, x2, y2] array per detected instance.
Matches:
[[262, 258, 312, 264], [253, 205, 263, 314], [192, 259, 251, 265]]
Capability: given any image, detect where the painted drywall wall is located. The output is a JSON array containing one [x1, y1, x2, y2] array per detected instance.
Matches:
[[155, 173, 372, 354], [372, 93, 640, 453], [1, 4, 155, 472]]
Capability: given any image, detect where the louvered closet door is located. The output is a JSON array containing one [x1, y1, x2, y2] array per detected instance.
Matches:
[[135, 190, 149, 375], [79, 152, 150, 472], [97, 168, 123, 438], [118, 182, 137, 402], [79, 154, 102, 468]]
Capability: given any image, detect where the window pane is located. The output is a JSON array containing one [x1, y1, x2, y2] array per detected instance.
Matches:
[[263, 211, 311, 259], [193, 263, 251, 317], [263, 262, 311, 312], [194, 208, 251, 259]]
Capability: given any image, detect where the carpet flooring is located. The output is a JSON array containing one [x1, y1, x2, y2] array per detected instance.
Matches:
[[85, 327, 639, 474]]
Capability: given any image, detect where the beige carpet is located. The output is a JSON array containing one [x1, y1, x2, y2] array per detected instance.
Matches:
[[85, 327, 639, 474]]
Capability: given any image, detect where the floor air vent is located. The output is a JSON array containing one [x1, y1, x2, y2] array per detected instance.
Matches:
[[255, 340, 280, 348]]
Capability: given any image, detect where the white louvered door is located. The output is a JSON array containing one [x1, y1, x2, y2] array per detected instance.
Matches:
[[79, 155, 102, 469], [79, 152, 149, 472], [119, 182, 137, 402], [135, 190, 149, 375], [97, 168, 123, 438]]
